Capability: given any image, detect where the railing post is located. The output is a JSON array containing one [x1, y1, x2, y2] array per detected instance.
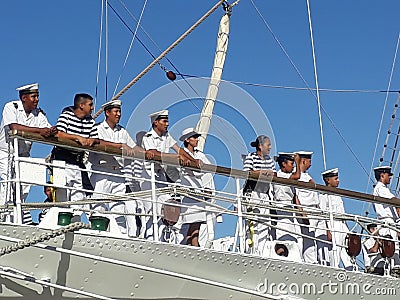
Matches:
[[150, 162, 159, 241], [328, 197, 338, 267], [13, 137, 22, 224], [235, 178, 244, 253]]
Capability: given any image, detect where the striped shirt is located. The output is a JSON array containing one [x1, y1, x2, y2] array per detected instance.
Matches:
[[243, 152, 276, 172], [243, 152, 275, 192], [56, 106, 98, 139]]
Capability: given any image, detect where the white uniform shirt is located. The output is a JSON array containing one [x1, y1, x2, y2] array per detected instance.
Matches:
[[141, 129, 177, 177], [319, 194, 345, 214], [0, 101, 50, 155], [89, 120, 136, 169], [296, 172, 319, 206], [373, 181, 398, 220], [181, 148, 215, 190], [273, 170, 295, 206]]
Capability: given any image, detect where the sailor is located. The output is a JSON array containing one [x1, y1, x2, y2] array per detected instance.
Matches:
[[51, 93, 101, 207], [372, 166, 400, 258], [179, 128, 215, 247], [242, 135, 276, 255], [273, 152, 302, 253], [0, 83, 57, 217], [89, 99, 146, 235], [295, 151, 319, 264], [363, 222, 400, 276], [318, 168, 352, 269], [140, 109, 199, 240]]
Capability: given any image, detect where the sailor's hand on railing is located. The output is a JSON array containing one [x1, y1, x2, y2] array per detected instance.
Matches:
[[178, 155, 192, 166], [122, 144, 135, 156], [194, 159, 203, 168], [77, 137, 98, 147], [145, 150, 155, 160], [39, 127, 56, 138], [49, 126, 58, 136]]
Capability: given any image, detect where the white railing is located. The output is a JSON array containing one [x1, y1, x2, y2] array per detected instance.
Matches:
[[2, 130, 400, 274]]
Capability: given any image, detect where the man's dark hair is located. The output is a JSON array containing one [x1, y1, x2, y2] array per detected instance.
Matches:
[[73, 93, 93, 109]]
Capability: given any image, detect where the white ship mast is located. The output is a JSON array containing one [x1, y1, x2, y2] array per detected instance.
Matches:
[[195, 4, 231, 151]]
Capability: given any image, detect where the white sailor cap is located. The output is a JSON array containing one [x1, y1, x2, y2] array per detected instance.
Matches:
[[296, 151, 313, 159], [101, 99, 122, 111], [321, 168, 339, 179], [16, 83, 39, 95], [373, 166, 393, 176], [149, 109, 168, 123], [179, 127, 201, 141], [274, 152, 295, 162]]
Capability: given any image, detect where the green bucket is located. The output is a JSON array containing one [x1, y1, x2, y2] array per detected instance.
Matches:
[[89, 216, 110, 231], [57, 212, 73, 226]]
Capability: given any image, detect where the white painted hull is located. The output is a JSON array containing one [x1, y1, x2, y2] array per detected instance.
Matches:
[[0, 223, 397, 299]]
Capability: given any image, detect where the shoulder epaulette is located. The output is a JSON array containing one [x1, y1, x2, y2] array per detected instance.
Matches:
[[13, 102, 18, 109], [38, 107, 46, 116]]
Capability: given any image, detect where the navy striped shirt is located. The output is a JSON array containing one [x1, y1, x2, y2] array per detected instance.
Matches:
[[243, 152, 276, 172], [243, 152, 275, 193], [56, 106, 98, 138]]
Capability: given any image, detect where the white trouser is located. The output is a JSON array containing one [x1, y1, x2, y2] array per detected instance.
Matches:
[[245, 191, 271, 255], [300, 206, 318, 264], [379, 217, 399, 251], [91, 170, 141, 235], [330, 221, 352, 268], [64, 163, 85, 204]]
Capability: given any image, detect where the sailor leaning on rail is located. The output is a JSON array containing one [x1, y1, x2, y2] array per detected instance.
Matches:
[[0, 83, 57, 214], [88, 99, 147, 236], [140, 109, 201, 240], [50, 93, 147, 213], [179, 127, 215, 247], [242, 135, 276, 255], [317, 168, 352, 269]]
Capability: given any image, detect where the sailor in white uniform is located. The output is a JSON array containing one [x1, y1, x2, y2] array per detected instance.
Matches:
[[318, 168, 352, 269], [295, 151, 319, 264], [373, 166, 400, 254], [140, 110, 198, 240], [0, 83, 56, 212], [179, 128, 215, 247], [89, 100, 143, 235], [273, 152, 302, 253]]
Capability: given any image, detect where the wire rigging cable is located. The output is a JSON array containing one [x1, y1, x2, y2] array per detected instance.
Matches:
[[108, 1, 245, 156], [94, 0, 105, 110], [112, 0, 148, 98], [249, 0, 372, 182], [306, 0, 326, 170], [366, 33, 400, 192]]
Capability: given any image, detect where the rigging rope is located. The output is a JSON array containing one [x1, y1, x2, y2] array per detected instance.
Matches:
[[102, 1, 246, 158], [249, 0, 372, 182], [179, 74, 400, 94], [94, 0, 105, 110], [365, 33, 400, 192], [112, 0, 148, 98], [306, 0, 326, 170], [92, 0, 225, 120], [0, 222, 90, 256], [366, 33, 400, 192], [105, 0, 109, 100]]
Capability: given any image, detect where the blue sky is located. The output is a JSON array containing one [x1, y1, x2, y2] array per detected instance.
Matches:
[[1, 1, 400, 233]]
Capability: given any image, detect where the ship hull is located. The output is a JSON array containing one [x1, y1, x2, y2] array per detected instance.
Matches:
[[0, 223, 397, 299]]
